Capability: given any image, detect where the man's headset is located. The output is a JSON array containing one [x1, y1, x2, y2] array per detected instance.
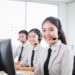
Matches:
[[29, 29, 42, 43]]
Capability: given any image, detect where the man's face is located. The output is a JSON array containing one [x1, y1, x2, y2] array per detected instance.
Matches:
[[19, 33, 27, 44]]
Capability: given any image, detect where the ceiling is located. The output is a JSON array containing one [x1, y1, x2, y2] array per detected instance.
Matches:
[[46, 0, 74, 3], [12, 0, 75, 3]]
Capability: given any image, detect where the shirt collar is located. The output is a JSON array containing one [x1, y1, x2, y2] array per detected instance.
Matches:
[[49, 40, 62, 51], [22, 42, 28, 48]]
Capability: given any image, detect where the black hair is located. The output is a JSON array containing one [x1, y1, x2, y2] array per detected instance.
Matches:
[[42, 16, 67, 44], [29, 28, 42, 43], [19, 30, 28, 39]]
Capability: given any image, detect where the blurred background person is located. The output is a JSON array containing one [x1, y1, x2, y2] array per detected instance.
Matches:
[[16, 28, 44, 72], [14, 30, 30, 64]]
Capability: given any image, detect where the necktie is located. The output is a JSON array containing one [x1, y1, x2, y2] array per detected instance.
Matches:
[[44, 48, 52, 75], [18, 46, 24, 61], [31, 50, 35, 67]]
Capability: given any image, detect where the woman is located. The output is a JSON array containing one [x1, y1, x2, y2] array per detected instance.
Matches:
[[14, 30, 29, 63], [35, 16, 74, 75], [16, 28, 44, 72]]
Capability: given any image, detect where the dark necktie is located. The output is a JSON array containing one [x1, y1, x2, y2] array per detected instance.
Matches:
[[31, 50, 35, 67], [44, 48, 52, 75], [18, 46, 24, 61]]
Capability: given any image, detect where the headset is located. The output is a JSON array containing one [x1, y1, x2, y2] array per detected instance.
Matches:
[[58, 19, 63, 39], [29, 28, 42, 43], [38, 32, 42, 43], [19, 30, 28, 40]]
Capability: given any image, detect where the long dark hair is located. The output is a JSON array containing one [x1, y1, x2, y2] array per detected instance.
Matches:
[[42, 16, 67, 44]]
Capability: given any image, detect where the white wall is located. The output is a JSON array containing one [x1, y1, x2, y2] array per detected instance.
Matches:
[[67, 2, 75, 44], [0, 0, 26, 53], [67, 2, 75, 53], [58, 2, 75, 54], [58, 3, 68, 41]]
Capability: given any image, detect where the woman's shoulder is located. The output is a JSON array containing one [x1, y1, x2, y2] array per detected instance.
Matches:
[[61, 43, 73, 55]]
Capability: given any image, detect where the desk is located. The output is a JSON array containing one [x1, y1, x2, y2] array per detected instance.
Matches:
[[0, 71, 34, 75], [16, 70, 34, 75]]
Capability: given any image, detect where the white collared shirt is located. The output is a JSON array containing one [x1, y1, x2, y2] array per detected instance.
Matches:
[[14, 42, 31, 62], [21, 44, 44, 67], [35, 40, 74, 75]]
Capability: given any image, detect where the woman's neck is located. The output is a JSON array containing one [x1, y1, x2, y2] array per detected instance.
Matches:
[[22, 41, 27, 45], [49, 40, 58, 47]]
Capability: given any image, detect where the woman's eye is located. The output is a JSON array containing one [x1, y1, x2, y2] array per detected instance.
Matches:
[[42, 28, 54, 32], [49, 29, 54, 31], [42, 29, 46, 32]]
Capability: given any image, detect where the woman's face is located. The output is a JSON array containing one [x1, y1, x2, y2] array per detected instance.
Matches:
[[19, 33, 27, 44], [42, 21, 58, 46], [28, 31, 39, 46]]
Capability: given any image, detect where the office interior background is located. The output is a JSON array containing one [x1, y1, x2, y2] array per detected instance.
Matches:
[[0, 0, 75, 55]]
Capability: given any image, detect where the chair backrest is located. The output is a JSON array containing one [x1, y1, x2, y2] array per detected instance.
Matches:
[[72, 56, 75, 75]]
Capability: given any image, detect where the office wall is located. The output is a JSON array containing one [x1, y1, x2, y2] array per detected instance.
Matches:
[[58, 2, 75, 54], [58, 3, 68, 40], [67, 2, 75, 44], [67, 2, 75, 53], [0, 0, 26, 53]]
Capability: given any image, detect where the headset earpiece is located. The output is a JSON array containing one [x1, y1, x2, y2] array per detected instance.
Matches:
[[38, 33, 42, 43], [58, 30, 62, 39]]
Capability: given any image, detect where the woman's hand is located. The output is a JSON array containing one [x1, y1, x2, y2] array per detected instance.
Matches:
[[15, 61, 20, 65], [16, 65, 22, 70], [16, 65, 35, 72]]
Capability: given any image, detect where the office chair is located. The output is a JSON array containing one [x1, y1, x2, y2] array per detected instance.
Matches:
[[72, 56, 75, 75]]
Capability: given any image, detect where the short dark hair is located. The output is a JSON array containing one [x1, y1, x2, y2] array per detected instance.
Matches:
[[19, 30, 28, 39], [42, 16, 67, 44], [29, 28, 42, 43]]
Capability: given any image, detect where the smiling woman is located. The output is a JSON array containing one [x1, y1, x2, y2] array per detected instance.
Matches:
[[34, 16, 73, 75]]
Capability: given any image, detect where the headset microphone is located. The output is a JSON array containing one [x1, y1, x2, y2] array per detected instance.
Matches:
[[52, 38, 57, 40], [33, 43, 37, 48], [34, 43, 37, 46]]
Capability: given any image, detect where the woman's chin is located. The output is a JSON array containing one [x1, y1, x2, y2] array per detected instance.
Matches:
[[46, 40, 54, 46], [45, 40, 51, 44]]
